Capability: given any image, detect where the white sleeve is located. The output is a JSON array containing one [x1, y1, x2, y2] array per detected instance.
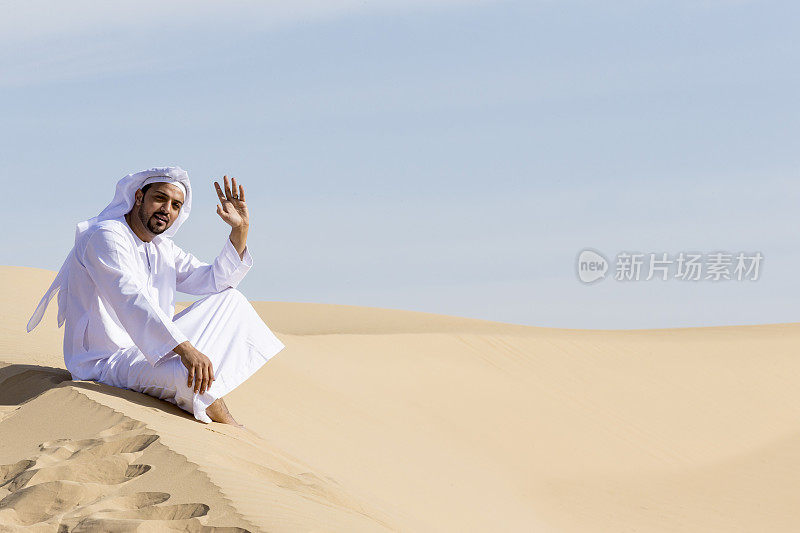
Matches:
[[173, 238, 253, 296], [81, 228, 189, 366]]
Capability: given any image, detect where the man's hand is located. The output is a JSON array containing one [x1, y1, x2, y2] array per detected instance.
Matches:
[[214, 175, 249, 228], [173, 341, 215, 395], [214, 175, 250, 259]]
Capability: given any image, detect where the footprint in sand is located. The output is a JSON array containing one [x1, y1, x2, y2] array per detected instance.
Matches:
[[0, 420, 250, 532]]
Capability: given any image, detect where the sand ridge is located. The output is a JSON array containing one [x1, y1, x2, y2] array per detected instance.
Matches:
[[0, 366, 256, 532]]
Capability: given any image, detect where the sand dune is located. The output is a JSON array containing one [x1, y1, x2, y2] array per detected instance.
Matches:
[[2, 264, 800, 531]]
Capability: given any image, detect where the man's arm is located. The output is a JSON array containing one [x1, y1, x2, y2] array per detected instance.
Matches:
[[173, 236, 253, 296], [174, 175, 253, 295], [82, 227, 188, 365], [228, 223, 248, 260]]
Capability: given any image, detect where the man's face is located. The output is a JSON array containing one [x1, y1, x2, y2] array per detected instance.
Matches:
[[136, 183, 185, 235]]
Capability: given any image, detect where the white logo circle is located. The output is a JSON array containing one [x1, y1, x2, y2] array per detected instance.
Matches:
[[577, 249, 608, 283]]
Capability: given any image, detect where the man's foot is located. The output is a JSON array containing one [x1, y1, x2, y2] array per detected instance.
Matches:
[[205, 397, 242, 426]]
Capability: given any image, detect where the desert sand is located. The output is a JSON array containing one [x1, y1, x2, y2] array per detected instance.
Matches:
[[2, 264, 800, 531]]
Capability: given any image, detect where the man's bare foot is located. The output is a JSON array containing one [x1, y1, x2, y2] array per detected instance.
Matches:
[[205, 397, 243, 426]]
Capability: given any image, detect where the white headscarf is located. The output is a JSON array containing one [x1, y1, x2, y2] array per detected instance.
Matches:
[[26, 166, 193, 333]]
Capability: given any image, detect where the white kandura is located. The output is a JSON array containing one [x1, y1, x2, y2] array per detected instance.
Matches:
[[27, 167, 285, 423]]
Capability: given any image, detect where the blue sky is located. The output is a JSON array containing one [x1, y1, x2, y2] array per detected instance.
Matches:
[[2, 0, 799, 329]]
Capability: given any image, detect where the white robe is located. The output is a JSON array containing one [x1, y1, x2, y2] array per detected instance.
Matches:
[[63, 214, 285, 423]]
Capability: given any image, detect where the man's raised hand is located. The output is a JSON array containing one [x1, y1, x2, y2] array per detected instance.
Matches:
[[214, 175, 249, 228]]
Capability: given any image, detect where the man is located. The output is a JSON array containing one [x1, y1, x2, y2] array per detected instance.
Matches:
[[26, 166, 285, 426]]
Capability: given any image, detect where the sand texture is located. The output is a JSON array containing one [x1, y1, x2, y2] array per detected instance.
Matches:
[[2, 264, 799, 532]]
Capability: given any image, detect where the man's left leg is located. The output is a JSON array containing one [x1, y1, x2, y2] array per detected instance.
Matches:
[[170, 287, 286, 423], [206, 397, 240, 426]]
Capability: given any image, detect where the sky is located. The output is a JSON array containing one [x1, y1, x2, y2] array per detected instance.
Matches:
[[2, 0, 799, 329]]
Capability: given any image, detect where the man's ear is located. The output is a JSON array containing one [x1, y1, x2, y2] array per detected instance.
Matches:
[[134, 189, 143, 205]]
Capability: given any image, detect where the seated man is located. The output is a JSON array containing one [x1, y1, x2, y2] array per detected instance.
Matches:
[[26, 166, 285, 426]]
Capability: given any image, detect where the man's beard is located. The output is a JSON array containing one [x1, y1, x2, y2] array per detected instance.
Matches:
[[138, 206, 168, 235]]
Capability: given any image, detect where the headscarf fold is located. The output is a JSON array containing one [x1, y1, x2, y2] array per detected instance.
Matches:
[[26, 166, 193, 332], [141, 175, 187, 199]]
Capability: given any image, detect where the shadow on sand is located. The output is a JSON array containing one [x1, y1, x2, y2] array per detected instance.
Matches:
[[0, 362, 195, 422]]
